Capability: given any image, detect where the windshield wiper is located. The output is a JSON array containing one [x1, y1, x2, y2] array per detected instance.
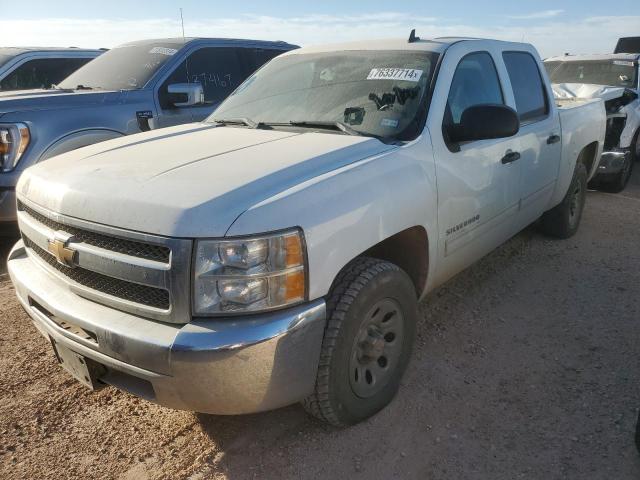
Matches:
[[288, 120, 386, 142], [213, 117, 259, 128], [73, 84, 94, 90]]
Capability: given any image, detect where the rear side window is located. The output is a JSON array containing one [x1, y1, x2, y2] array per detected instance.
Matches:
[[445, 51, 504, 126], [159, 47, 248, 108], [0, 57, 91, 91], [502, 52, 549, 123]]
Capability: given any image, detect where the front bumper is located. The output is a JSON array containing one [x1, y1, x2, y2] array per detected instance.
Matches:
[[593, 149, 631, 178], [8, 240, 327, 415]]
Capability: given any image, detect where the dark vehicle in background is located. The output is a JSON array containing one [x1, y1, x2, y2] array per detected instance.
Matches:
[[615, 37, 640, 54], [0, 37, 298, 228], [0, 47, 103, 91]]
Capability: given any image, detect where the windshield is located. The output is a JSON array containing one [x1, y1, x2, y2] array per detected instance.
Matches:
[[58, 41, 186, 90], [208, 50, 439, 141], [545, 60, 637, 88]]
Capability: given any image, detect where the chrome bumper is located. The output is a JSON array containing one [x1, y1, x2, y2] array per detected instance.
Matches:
[[8, 240, 326, 414]]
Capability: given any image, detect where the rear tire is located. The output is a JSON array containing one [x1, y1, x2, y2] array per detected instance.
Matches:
[[539, 162, 587, 239], [302, 257, 417, 426]]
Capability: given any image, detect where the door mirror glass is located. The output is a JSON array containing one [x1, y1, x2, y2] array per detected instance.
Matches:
[[447, 104, 519, 143], [167, 83, 204, 108]]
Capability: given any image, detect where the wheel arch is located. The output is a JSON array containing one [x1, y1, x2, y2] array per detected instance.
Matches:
[[578, 141, 599, 178], [39, 128, 125, 162], [332, 225, 430, 298]]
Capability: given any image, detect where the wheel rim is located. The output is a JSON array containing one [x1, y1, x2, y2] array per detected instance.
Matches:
[[349, 298, 404, 399], [568, 178, 583, 227]]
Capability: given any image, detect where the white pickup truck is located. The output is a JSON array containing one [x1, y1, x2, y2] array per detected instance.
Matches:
[[8, 35, 605, 426]]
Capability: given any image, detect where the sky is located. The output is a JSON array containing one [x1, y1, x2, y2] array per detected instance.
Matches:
[[1, 0, 639, 58]]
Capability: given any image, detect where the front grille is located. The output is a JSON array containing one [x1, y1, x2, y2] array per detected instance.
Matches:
[[17, 201, 170, 263], [23, 236, 170, 310]]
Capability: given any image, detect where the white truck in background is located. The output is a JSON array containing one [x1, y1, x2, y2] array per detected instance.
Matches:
[[8, 35, 605, 426], [545, 53, 639, 192]]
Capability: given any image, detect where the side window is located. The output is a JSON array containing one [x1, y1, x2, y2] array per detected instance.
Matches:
[[241, 48, 286, 73], [0, 57, 91, 90], [502, 52, 549, 123], [444, 52, 504, 127], [159, 47, 246, 109]]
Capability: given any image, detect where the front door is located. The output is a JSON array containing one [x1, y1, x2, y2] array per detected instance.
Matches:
[[429, 48, 522, 284]]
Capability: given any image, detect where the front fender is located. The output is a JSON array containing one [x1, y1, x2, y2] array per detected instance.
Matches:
[[226, 135, 439, 300]]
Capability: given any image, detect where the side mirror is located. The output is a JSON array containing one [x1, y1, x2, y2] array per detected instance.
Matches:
[[167, 83, 204, 108], [448, 104, 519, 143]]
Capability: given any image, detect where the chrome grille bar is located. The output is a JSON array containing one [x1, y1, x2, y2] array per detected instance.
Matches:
[[16, 198, 192, 323]]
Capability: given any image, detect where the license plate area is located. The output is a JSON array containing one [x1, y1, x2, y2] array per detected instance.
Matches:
[[50, 338, 105, 390]]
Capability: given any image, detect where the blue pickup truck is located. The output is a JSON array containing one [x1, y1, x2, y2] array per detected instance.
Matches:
[[0, 37, 297, 227]]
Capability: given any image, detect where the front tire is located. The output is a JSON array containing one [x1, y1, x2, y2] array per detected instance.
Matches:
[[539, 162, 587, 239], [302, 257, 417, 426]]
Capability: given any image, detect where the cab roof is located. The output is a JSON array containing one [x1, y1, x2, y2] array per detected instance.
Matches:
[[117, 37, 298, 50], [282, 36, 531, 56], [0, 47, 104, 56]]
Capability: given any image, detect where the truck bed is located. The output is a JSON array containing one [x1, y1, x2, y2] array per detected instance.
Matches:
[[556, 97, 606, 185]]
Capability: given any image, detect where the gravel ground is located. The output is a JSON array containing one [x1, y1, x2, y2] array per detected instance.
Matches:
[[1, 168, 639, 479]]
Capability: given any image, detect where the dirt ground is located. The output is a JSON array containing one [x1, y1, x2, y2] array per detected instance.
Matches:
[[1, 168, 639, 480]]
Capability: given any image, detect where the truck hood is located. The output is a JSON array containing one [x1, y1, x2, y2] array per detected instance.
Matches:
[[18, 123, 395, 237], [0, 88, 122, 116], [551, 83, 628, 102]]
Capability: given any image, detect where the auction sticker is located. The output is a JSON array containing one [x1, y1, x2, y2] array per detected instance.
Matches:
[[150, 47, 178, 56], [367, 68, 423, 82]]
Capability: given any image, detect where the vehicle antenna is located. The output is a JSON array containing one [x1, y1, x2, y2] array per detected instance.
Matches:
[[179, 8, 191, 84], [180, 8, 186, 41]]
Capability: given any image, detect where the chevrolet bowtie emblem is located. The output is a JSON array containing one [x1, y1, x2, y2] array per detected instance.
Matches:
[[47, 231, 76, 267]]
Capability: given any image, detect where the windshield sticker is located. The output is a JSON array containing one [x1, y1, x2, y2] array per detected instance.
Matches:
[[367, 68, 423, 82], [149, 47, 178, 56], [380, 118, 399, 128], [613, 60, 634, 67]]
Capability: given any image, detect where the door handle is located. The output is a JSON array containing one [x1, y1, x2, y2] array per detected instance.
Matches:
[[501, 150, 521, 164], [547, 134, 561, 144]]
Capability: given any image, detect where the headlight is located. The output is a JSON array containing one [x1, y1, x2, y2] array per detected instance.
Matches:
[[193, 229, 306, 315], [0, 123, 30, 172]]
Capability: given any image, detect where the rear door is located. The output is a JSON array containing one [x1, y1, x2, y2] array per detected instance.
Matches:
[[429, 46, 522, 277], [500, 50, 561, 225]]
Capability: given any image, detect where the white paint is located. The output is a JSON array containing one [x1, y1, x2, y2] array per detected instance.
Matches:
[[17, 38, 605, 304], [550, 78, 640, 151]]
